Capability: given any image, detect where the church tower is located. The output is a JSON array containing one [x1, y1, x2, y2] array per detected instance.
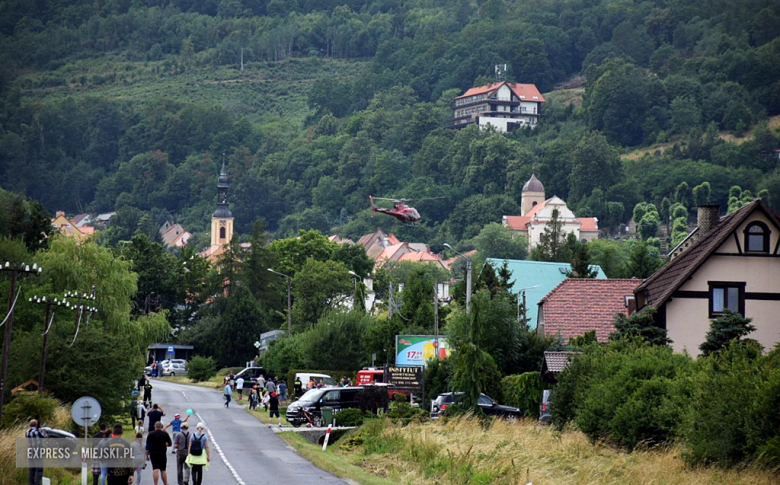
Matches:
[[521, 174, 545, 215], [210, 161, 234, 252]]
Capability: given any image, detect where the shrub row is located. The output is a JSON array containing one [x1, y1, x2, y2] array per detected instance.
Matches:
[[551, 340, 780, 467]]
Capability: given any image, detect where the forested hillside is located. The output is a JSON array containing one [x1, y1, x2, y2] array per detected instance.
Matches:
[[2, 0, 780, 247]]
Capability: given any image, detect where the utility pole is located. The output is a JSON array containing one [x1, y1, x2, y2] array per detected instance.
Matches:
[[64, 287, 97, 347], [433, 282, 439, 359], [0, 262, 42, 423], [268, 268, 292, 336], [240, 48, 244, 71], [28, 295, 70, 394], [388, 281, 393, 319], [444, 244, 472, 315]]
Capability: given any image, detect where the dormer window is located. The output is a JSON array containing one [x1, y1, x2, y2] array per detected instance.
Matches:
[[744, 221, 770, 253]]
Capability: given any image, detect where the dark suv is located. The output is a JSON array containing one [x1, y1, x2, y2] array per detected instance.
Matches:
[[431, 392, 522, 421], [286, 387, 361, 427]]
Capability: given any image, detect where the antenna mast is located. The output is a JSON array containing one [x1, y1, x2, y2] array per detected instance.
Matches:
[[495, 64, 507, 83]]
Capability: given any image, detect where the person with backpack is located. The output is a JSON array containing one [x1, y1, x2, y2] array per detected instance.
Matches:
[[173, 421, 191, 485], [185, 423, 210, 485]]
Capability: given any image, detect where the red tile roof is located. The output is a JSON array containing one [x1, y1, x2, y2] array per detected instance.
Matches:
[[540, 279, 641, 342], [579, 217, 598, 232], [504, 200, 548, 230], [635, 200, 780, 309], [455, 82, 546, 102]]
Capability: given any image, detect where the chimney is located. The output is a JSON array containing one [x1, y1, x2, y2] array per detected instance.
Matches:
[[56, 211, 65, 218], [697, 205, 720, 236]]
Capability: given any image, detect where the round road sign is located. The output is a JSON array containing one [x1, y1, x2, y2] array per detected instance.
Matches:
[[71, 396, 102, 427]]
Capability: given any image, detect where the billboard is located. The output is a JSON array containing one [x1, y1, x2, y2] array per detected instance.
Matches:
[[395, 335, 450, 367], [386, 366, 423, 392]]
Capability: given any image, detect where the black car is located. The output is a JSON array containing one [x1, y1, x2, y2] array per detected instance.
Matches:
[[431, 392, 523, 421], [285, 387, 362, 427]]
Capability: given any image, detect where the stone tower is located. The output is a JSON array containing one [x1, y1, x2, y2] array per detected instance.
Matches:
[[210, 160, 234, 252], [521, 174, 545, 215]]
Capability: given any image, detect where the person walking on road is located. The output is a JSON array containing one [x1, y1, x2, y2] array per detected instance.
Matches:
[[26, 419, 47, 485], [143, 380, 153, 405], [105, 424, 134, 485], [278, 380, 287, 403], [173, 422, 191, 485], [146, 421, 171, 485], [147, 404, 165, 433], [269, 392, 282, 427], [224, 382, 232, 408], [132, 432, 145, 485], [134, 420, 144, 438], [236, 376, 244, 401], [185, 423, 210, 485], [165, 413, 189, 440]]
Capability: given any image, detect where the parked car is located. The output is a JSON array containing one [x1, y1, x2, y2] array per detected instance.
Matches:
[[431, 392, 522, 421], [286, 387, 362, 427], [294, 372, 337, 389], [161, 363, 187, 377], [539, 389, 552, 424], [145, 359, 187, 375]]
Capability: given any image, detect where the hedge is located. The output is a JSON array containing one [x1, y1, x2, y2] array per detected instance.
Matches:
[[501, 372, 544, 418]]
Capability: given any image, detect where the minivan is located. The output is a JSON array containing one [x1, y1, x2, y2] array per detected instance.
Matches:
[[295, 372, 337, 390], [285, 387, 361, 427]]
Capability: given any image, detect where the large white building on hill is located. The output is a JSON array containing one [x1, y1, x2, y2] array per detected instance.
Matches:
[[453, 81, 545, 132]]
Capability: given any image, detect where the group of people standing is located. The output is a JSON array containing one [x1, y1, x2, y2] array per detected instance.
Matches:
[[222, 372, 287, 426]]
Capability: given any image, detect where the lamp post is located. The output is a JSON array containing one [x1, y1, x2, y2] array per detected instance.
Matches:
[[348, 271, 359, 307], [443, 244, 472, 315], [268, 268, 292, 336], [0, 261, 43, 423], [516, 285, 541, 325]]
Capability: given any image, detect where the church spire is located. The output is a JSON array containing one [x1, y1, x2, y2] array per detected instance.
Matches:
[[210, 155, 234, 252]]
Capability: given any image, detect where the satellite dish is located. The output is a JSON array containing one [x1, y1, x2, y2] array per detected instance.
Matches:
[[71, 396, 102, 427]]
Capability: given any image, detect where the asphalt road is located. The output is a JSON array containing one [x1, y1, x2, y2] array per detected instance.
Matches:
[[147, 379, 347, 485]]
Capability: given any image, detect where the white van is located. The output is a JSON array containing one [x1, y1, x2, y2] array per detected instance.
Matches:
[[295, 372, 337, 391]]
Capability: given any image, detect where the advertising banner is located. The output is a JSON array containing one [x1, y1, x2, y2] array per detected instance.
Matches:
[[395, 335, 449, 367], [386, 366, 423, 392]]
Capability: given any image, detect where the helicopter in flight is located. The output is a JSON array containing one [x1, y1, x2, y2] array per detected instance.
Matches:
[[369, 195, 441, 225]]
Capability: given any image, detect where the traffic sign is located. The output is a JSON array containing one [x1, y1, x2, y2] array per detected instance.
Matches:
[[71, 396, 101, 427], [167, 346, 174, 354]]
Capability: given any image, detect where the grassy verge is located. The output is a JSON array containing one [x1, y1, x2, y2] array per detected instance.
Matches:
[[155, 376, 221, 388], [279, 432, 395, 485], [324, 416, 779, 485]]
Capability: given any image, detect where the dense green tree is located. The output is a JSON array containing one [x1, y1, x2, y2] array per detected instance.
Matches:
[[700, 310, 756, 357], [291, 258, 352, 328], [568, 132, 622, 203], [530, 208, 572, 263], [470, 223, 527, 267], [567, 242, 598, 278], [215, 285, 270, 367], [625, 241, 661, 279], [610, 307, 671, 347], [121, 234, 185, 316], [300, 310, 371, 370]]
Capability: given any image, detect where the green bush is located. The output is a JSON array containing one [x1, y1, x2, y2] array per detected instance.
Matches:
[[386, 401, 428, 424], [552, 340, 691, 449], [501, 372, 543, 418], [187, 356, 217, 382], [682, 342, 780, 466], [2, 394, 60, 428], [334, 408, 365, 427]]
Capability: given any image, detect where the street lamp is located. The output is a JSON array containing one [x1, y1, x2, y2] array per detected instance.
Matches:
[[268, 268, 292, 336], [0, 261, 43, 422], [443, 244, 472, 315], [516, 285, 541, 325], [348, 271, 359, 306]]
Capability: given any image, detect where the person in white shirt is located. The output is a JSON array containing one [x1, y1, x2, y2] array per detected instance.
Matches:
[[236, 377, 245, 401]]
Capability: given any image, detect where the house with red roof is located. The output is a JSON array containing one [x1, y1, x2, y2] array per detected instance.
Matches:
[[453, 81, 545, 132], [537, 279, 641, 342], [503, 175, 599, 249]]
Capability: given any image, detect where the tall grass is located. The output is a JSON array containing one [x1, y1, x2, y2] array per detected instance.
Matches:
[[0, 403, 76, 485], [346, 416, 779, 484]]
